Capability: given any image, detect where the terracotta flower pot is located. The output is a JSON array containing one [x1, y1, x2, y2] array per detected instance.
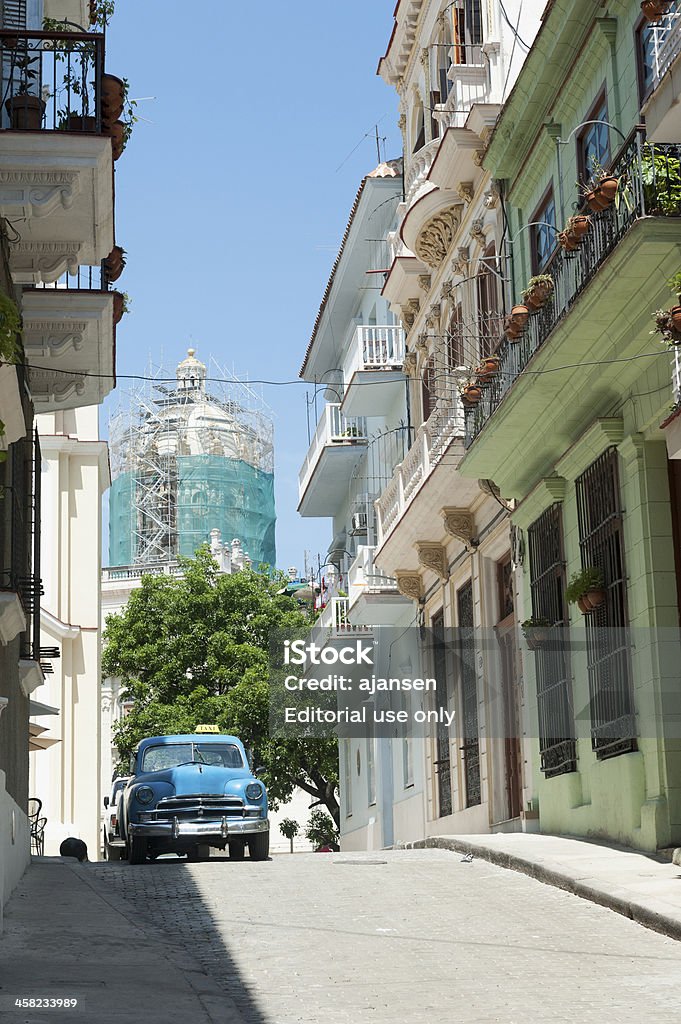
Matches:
[[598, 176, 619, 202], [525, 282, 553, 311], [5, 94, 45, 131], [583, 587, 606, 611], [462, 385, 482, 405], [641, 0, 670, 21], [558, 230, 579, 252], [476, 357, 500, 380], [101, 74, 125, 121], [585, 188, 609, 212], [504, 316, 523, 341], [525, 629, 549, 651], [65, 114, 97, 133], [103, 245, 126, 283], [113, 291, 125, 325], [569, 215, 591, 238], [670, 306, 681, 332], [577, 595, 591, 614], [104, 120, 126, 160], [511, 304, 530, 326]]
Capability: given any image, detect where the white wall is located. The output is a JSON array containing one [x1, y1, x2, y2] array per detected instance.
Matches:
[[0, 770, 30, 933]]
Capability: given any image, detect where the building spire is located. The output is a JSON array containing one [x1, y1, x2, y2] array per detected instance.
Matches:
[[176, 347, 207, 394]]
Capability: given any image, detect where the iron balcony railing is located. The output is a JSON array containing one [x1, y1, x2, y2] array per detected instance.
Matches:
[[646, 1, 681, 92], [298, 404, 368, 501], [0, 28, 105, 133], [343, 325, 406, 376], [464, 128, 681, 446], [25, 263, 112, 291]]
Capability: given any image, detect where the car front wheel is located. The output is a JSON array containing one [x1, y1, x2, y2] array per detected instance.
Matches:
[[127, 836, 147, 865], [229, 841, 245, 860], [106, 843, 123, 861], [248, 832, 270, 861]]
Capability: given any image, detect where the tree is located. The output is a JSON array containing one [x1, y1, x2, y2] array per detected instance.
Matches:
[[304, 809, 339, 850], [279, 817, 300, 854], [103, 548, 340, 825]]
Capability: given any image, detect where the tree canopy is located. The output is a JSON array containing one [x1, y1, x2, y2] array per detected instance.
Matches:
[[102, 549, 340, 824]]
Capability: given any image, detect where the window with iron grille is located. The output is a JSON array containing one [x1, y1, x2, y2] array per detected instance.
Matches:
[[457, 580, 481, 806], [431, 610, 452, 818], [575, 448, 636, 759], [477, 244, 501, 357], [527, 504, 577, 777]]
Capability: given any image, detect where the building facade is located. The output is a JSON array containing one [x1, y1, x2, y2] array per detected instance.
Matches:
[[1, 0, 126, 904], [457, 0, 681, 851]]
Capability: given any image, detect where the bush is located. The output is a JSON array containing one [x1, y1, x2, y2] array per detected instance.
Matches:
[[304, 809, 339, 849]]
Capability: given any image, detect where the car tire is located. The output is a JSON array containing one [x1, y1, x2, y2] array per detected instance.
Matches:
[[248, 832, 270, 861], [186, 846, 200, 862], [229, 841, 245, 860], [107, 844, 123, 862], [127, 836, 147, 865]]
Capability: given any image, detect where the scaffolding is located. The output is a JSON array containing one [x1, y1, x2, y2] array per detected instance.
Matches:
[[108, 350, 276, 568]]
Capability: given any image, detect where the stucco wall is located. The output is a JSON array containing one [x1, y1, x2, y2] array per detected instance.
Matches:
[[0, 769, 30, 933]]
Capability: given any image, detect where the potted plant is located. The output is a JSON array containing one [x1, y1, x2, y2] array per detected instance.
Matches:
[[475, 354, 501, 380], [4, 45, 44, 130], [558, 228, 580, 252], [581, 162, 620, 212], [103, 245, 126, 283], [522, 274, 555, 312], [667, 272, 681, 331], [112, 291, 130, 325], [460, 379, 483, 405], [521, 617, 551, 651], [641, 1, 671, 21], [89, 0, 116, 28], [566, 567, 606, 614], [503, 315, 523, 341], [566, 214, 591, 239]]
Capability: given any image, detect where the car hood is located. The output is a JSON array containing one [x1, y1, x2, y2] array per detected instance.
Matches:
[[134, 763, 250, 793]]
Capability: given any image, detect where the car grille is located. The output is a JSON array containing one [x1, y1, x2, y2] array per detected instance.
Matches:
[[153, 794, 245, 820]]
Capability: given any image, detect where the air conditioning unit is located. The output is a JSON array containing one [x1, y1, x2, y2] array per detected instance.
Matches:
[[350, 511, 369, 536]]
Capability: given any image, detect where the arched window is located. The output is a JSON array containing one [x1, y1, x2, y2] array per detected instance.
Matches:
[[477, 243, 501, 356], [447, 303, 464, 369], [412, 101, 425, 154]]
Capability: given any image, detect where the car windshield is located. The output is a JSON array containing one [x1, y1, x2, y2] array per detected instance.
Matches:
[[141, 743, 244, 772]]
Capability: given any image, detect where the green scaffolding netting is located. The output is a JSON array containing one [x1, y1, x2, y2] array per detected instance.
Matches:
[[109, 457, 276, 568]]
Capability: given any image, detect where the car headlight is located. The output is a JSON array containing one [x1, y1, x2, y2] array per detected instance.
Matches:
[[136, 786, 155, 805], [246, 782, 263, 802]]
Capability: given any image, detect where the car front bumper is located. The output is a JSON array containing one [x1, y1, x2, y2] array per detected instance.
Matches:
[[129, 817, 269, 840]]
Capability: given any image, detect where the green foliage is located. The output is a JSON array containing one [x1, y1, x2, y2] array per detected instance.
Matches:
[[279, 818, 300, 840], [0, 292, 21, 364], [103, 548, 340, 824], [520, 616, 550, 637], [640, 147, 681, 215], [526, 274, 554, 288], [565, 567, 604, 604], [667, 272, 681, 298], [89, 0, 116, 27], [304, 809, 339, 848]]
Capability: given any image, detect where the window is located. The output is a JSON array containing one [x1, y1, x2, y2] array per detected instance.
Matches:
[[575, 448, 636, 760], [637, 20, 658, 103], [431, 610, 452, 817], [527, 504, 577, 777], [477, 243, 502, 356], [141, 743, 243, 772], [447, 304, 464, 369], [457, 580, 481, 807], [530, 188, 557, 274], [412, 102, 425, 154], [366, 735, 376, 805], [578, 94, 610, 184], [453, 0, 483, 61]]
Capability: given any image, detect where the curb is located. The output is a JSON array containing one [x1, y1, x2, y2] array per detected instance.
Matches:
[[406, 836, 681, 943]]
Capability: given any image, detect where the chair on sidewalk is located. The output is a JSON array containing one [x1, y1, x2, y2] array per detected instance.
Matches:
[[30, 816, 47, 856], [28, 797, 42, 826]]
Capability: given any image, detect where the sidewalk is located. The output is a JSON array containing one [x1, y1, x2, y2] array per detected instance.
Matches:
[[0, 858, 230, 1024], [409, 832, 681, 940]]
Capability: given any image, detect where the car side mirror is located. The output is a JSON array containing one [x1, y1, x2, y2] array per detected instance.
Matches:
[[103, 797, 109, 808], [255, 766, 266, 775]]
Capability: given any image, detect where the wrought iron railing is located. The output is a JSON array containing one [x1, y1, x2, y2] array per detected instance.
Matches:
[[25, 263, 112, 291], [0, 28, 104, 132], [673, 346, 681, 404], [646, 1, 681, 92], [465, 128, 681, 445]]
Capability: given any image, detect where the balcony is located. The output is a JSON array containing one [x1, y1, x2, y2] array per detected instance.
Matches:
[[341, 325, 406, 418], [0, 29, 114, 279], [461, 129, 681, 493], [404, 137, 441, 205], [298, 405, 368, 517], [21, 266, 116, 410], [432, 44, 489, 132], [641, 4, 681, 141], [347, 545, 408, 626]]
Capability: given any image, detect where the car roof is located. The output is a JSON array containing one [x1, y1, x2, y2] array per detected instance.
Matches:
[[135, 734, 244, 753]]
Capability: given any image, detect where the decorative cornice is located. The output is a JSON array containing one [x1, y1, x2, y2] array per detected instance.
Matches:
[[618, 433, 646, 466], [0, 170, 80, 219], [414, 205, 460, 270], [416, 542, 449, 580], [456, 181, 474, 205], [440, 508, 476, 550], [29, 367, 86, 405], [477, 478, 514, 512], [395, 571, 423, 601], [10, 241, 82, 280], [554, 418, 624, 482], [512, 475, 567, 530]]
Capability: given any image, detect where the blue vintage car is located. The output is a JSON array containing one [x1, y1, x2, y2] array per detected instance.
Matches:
[[119, 732, 269, 863]]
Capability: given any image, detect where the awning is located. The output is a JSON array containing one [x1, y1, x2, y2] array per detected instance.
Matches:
[[29, 736, 61, 752], [29, 699, 60, 717]]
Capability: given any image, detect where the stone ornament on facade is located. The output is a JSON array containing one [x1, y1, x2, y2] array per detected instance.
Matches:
[[417, 273, 432, 292], [415, 333, 429, 351], [426, 303, 441, 328], [403, 351, 418, 376], [24, 325, 87, 357], [470, 218, 487, 248], [473, 149, 486, 168], [414, 206, 460, 269], [29, 368, 86, 404], [416, 542, 449, 580], [0, 170, 79, 219], [477, 478, 514, 511], [451, 246, 470, 276], [483, 180, 501, 209], [10, 241, 83, 281], [456, 182, 474, 205], [395, 571, 424, 602], [441, 507, 477, 550], [510, 523, 525, 570]]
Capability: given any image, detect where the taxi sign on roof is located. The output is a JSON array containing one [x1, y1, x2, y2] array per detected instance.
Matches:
[[195, 724, 220, 734]]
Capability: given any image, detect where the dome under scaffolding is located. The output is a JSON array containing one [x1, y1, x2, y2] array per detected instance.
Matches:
[[108, 351, 276, 568]]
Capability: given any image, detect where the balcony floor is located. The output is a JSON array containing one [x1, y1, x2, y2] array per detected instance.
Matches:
[[297, 441, 368, 518], [341, 369, 406, 418], [459, 218, 681, 498]]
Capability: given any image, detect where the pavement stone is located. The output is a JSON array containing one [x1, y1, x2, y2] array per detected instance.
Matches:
[[2, 848, 681, 1023]]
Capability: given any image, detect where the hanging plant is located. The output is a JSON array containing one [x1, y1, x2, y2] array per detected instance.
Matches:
[[521, 617, 551, 651], [566, 214, 591, 239], [566, 567, 606, 614], [650, 272, 681, 346], [641, 0, 671, 21], [521, 274, 555, 311], [0, 292, 21, 364], [558, 228, 580, 252], [475, 355, 501, 380], [460, 380, 483, 405]]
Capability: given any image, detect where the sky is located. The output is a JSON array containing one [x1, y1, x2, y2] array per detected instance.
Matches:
[[102, 0, 399, 574]]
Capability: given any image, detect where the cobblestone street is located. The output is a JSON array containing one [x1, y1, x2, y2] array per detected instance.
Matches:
[[78, 848, 681, 1023]]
